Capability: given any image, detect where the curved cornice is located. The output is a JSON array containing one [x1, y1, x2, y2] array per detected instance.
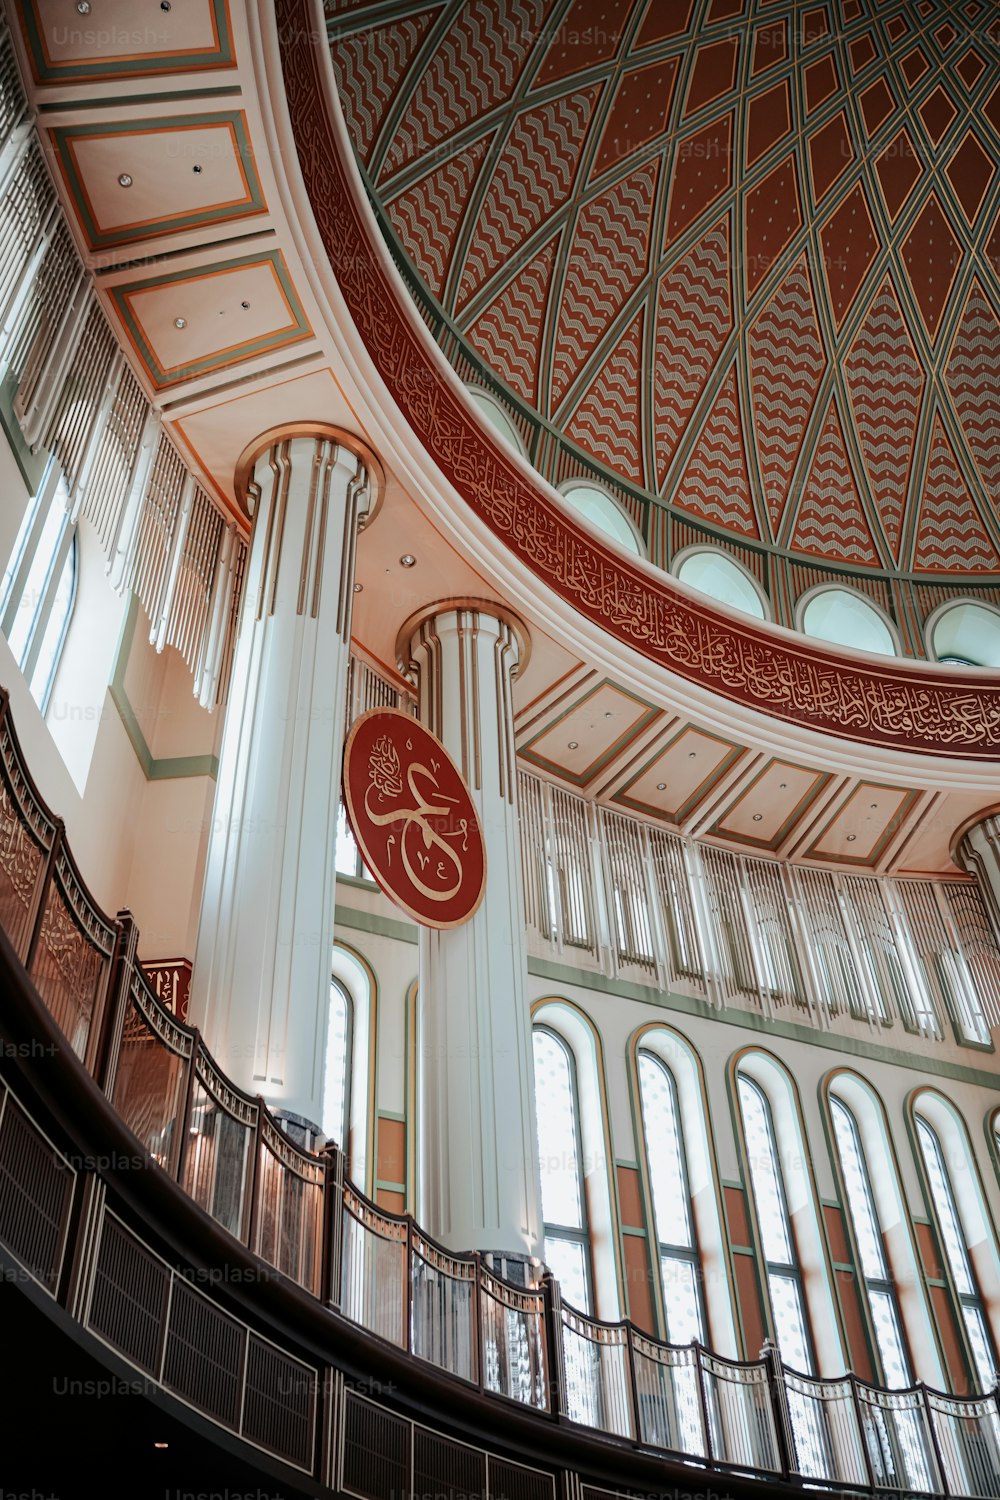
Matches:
[[275, 0, 1000, 761]]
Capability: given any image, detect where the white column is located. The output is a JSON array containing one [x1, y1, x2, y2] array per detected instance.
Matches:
[[189, 425, 381, 1140], [399, 601, 544, 1268], [959, 815, 1000, 939]]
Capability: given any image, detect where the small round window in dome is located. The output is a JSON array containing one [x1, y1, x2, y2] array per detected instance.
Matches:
[[466, 389, 525, 454], [560, 483, 643, 556], [930, 602, 1000, 669], [800, 589, 896, 656], [676, 549, 767, 620]]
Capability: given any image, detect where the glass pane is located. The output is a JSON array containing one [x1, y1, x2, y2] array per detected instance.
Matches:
[[545, 1234, 589, 1312], [335, 801, 361, 876], [869, 1289, 910, 1390], [29, 536, 74, 708], [832, 1100, 888, 1281], [769, 1271, 811, 1372], [323, 982, 350, 1147], [738, 1076, 794, 1266], [917, 1120, 974, 1296], [660, 1254, 703, 1344], [533, 1029, 583, 1230], [962, 1304, 996, 1393], [639, 1052, 694, 1250], [7, 491, 65, 664]]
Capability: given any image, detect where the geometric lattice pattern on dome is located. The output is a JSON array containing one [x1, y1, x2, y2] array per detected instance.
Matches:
[[329, 0, 1000, 585]]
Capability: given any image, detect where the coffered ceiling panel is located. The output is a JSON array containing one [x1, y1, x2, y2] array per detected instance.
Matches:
[[805, 782, 923, 866], [711, 759, 833, 852], [19, 0, 235, 81], [519, 680, 661, 787], [108, 251, 312, 390], [49, 114, 264, 249], [610, 724, 745, 823]]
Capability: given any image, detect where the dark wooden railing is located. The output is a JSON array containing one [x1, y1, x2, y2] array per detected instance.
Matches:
[[2, 683, 1000, 1497]]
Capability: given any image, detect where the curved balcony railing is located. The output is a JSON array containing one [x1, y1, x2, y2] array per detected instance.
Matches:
[[3, 682, 1000, 1497]]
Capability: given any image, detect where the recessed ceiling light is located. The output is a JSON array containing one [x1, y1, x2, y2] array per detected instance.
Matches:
[[568, 741, 578, 750], [353, 582, 363, 593], [76, 1, 91, 12], [779, 782, 787, 789], [161, 1, 172, 10], [656, 782, 666, 791], [153, 1442, 168, 1449], [846, 834, 857, 842], [173, 317, 186, 329], [118, 173, 132, 187], [604, 711, 613, 719], [752, 813, 763, 822], [688, 751, 697, 759], [399, 554, 416, 567], [192, 164, 203, 175], [241, 300, 250, 310]]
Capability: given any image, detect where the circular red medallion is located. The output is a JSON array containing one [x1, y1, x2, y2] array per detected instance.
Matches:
[[342, 708, 487, 928]]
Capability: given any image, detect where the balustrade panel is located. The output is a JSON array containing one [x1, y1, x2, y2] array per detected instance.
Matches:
[[0, 714, 53, 958], [110, 969, 192, 1174], [340, 1190, 408, 1347], [480, 1271, 550, 1411], [630, 1333, 706, 1456], [558, 1305, 633, 1437], [927, 1390, 1000, 1498], [409, 1231, 476, 1381], [180, 1048, 257, 1243], [700, 1350, 781, 1473], [253, 1120, 324, 1297], [28, 847, 115, 1061]]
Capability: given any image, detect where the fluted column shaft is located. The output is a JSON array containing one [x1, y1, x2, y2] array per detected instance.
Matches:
[[402, 603, 544, 1264], [189, 428, 376, 1135]]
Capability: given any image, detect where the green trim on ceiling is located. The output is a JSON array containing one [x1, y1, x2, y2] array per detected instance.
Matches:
[[108, 249, 312, 390], [18, 0, 236, 82], [50, 112, 266, 249]]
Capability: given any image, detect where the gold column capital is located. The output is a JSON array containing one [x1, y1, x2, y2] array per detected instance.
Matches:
[[234, 423, 385, 525], [395, 596, 532, 677]]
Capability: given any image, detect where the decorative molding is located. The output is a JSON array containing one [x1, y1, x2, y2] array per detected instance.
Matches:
[[17, 0, 236, 82]]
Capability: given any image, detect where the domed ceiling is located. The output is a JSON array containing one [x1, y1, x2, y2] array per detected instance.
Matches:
[[327, 0, 1000, 633]]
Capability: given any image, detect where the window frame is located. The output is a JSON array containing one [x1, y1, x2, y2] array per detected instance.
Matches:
[[323, 976, 354, 1157], [637, 1047, 707, 1345], [0, 462, 78, 712], [532, 1022, 593, 1313]]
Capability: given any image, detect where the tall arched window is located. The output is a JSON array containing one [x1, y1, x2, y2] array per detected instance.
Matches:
[[916, 1115, 995, 1391], [737, 1074, 813, 1371], [831, 1098, 910, 1387], [1, 465, 78, 712], [637, 1050, 705, 1344], [532, 1025, 591, 1311], [322, 978, 353, 1152]]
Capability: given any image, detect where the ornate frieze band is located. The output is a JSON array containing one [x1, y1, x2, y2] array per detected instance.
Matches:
[[276, 0, 1000, 761]]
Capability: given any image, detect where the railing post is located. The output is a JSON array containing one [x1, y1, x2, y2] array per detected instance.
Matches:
[[847, 1373, 877, 1491], [760, 1339, 792, 1480], [93, 909, 137, 1095], [245, 1097, 267, 1253], [624, 1323, 642, 1444], [473, 1252, 486, 1395], [693, 1343, 715, 1464], [320, 1141, 344, 1309], [542, 1270, 565, 1420], [404, 1215, 413, 1355], [22, 816, 64, 972], [174, 1030, 201, 1187]]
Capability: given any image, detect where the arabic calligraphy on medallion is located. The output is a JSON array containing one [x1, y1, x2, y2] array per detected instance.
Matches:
[[342, 708, 487, 928]]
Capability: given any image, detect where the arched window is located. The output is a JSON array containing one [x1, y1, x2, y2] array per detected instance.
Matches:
[[559, 482, 644, 556], [637, 1050, 705, 1344], [532, 1024, 591, 1311], [322, 978, 353, 1151], [915, 1114, 995, 1391], [799, 588, 897, 656], [1, 464, 78, 711], [674, 548, 768, 620], [466, 387, 526, 455], [831, 1098, 910, 1387], [928, 601, 1000, 669], [737, 1074, 813, 1371]]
